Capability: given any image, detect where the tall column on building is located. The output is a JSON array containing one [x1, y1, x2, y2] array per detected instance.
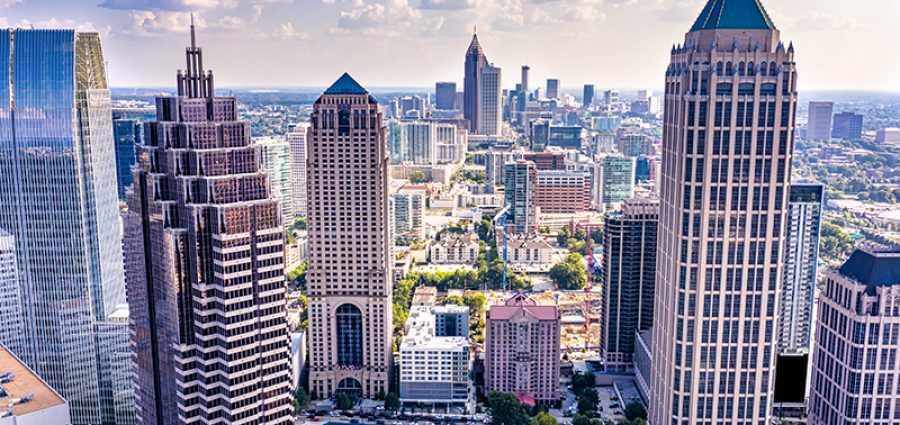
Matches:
[[464, 30, 487, 134], [649, 0, 797, 423], [289, 122, 311, 217], [307, 73, 393, 399], [125, 24, 293, 425], [0, 28, 133, 425]]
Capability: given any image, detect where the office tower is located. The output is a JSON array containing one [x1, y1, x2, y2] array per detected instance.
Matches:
[[288, 122, 311, 217], [876, 127, 900, 144], [436, 82, 457, 110], [0, 231, 24, 357], [258, 136, 295, 226], [125, 26, 293, 424], [398, 95, 427, 118], [391, 185, 427, 241], [0, 29, 133, 425], [535, 170, 591, 214], [400, 305, 472, 412], [504, 160, 538, 234], [307, 73, 393, 399], [807, 101, 834, 141], [388, 120, 467, 166], [464, 31, 487, 134], [485, 294, 560, 405], [545, 78, 560, 100], [523, 152, 566, 171], [548, 126, 584, 150], [95, 306, 135, 425], [486, 149, 516, 187], [583, 84, 595, 106], [648, 1, 798, 424], [635, 156, 656, 184], [808, 247, 900, 425], [831, 112, 863, 140], [112, 119, 140, 200], [530, 119, 551, 150], [521, 65, 530, 94], [0, 343, 72, 424], [600, 155, 635, 207], [600, 198, 658, 372], [479, 64, 502, 136], [617, 133, 653, 157], [637, 89, 652, 101], [603, 89, 620, 104]]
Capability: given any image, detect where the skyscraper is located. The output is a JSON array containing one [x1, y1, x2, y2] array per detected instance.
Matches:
[[583, 84, 595, 106], [807, 101, 834, 141], [111, 107, 156, 200], [258, 136, 294, 226], [125, 25, 293, 424], [649, 1, 797, 423], [307, 73, 393, 399], [504, 160, 538, 234], [831, 112, 863, 140], [435, 81, 457, 110], [600, 155, 636, 208], [600, 198, 658, 372], [479, 64, 502, 136], [521, 65, 530, 94], [0, 28, 133, 425], [464, 31, 487, 134], [0, 230, 24, 358], [546, 78, 560, 99], [288, 122, 311, 217], [808, 247, 900, 425]]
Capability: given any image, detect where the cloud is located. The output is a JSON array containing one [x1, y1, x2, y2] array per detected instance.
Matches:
[[419, 0, 476, 10], [99, 0, 237, 11], [127, 10, 197, 34], [333, 0, 422, 36], [251, 4, 264, 23], [787, 11, 866, 33], [0, 0, 22, 9], [0, 16, 112, 35], [275, 22, 309, 40]]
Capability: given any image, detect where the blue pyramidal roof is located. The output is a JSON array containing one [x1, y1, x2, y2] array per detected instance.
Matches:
[[325, 72, 368, 95], [839, 248, 900, 295], [691, 0, 776, 31]]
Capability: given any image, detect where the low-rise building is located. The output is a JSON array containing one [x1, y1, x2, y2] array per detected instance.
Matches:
[[0, 343, 71, 425], [430, 233, 480, 264], [506, 234, 553, 265]]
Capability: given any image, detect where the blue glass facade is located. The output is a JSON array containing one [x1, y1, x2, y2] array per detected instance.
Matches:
[[0, 29, 132, 425], [111, 108, 155, 200]]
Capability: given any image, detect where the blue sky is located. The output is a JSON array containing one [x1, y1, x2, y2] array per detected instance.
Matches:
[[2, 0, 898, 91]]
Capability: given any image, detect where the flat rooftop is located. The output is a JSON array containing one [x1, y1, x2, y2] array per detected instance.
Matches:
[[0, 344, 67, 417]]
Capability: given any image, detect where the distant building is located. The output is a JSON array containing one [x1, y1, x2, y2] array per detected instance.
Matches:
[[430, 233, 480, 264], [485, 294, 560, 406], [808, 247, 900, 425], [592, 116, 621, 132], [288, 122, 311, 217], [617, 133, 653, 157], [521, 65, 530, 94], [603, 89, 620, 104], [391, 185, 427, 241], [290, 331, 307, 391], [111, 108, 156, 200], [547, 126, 583, 150], [634, 156, 655, 184], [807, 101, 834, 141], [485, 149, 517, 187], [400, 305, 472, 412], [535, 170, 591, 214], [479, 64, 502, 136], [257, 136, 294, 226], [546, 79, 560, 99], [465, 31, 487, 134], [831, 112, 863, 140], [507, 233, 553, 265], [0, 231, 24, 358], [522, 152, 566, 171], [389, 120, 467, 166], [583, 84, 595, 106], [600, 155, 636, 207], [504, 160, 538, 234], [433, 305, 470, 338], [876, 127, 900, 145], [0, 343, 72, 425], [600, 198, 658, 371], [435, 82, 457, 110]]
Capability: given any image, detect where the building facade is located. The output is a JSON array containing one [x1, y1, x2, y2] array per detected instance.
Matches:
[[435, 82, 457, 110], [807, 101, 834, 141], [430, 233, 480, 265], [535, 170, 591, 214], [306, 73, 393, 399], [601, 155, 636, 208], [464, 32, 487, 134], [288, 122, 311, 217], [391, 186, 427, 241], [0, 29, 133, 425], [125, 28, 293, 424], [258, 136, 294, 226], [479, 64, 502, 136], [485, 294, 560, 405], [584, 84, 595, 106], [546, 79, 560, 100], [0, 231, 24, 358], [648, 1, 798, 423], [808, 247, 900, 425], [831, 112, 863, 141], [601, 198, 658, 371], [504, 160, 538, 234]]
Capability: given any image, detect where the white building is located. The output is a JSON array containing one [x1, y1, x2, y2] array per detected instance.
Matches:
[[288, 122, 310, 217], [507, 234, 554, 265], [479, 64, 502, 136], [257, 136, 294, 226], [0, 343, 72, 425], [430, 233, 480, 264], [389, 120, 467, 166], [391, 186, 427, 241], [399, 306, 472, 412]]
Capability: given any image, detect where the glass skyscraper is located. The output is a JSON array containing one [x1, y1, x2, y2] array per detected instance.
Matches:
[[0, 29, 132, 424]]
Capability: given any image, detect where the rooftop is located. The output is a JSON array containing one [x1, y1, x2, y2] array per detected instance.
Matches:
[[838, 246, 900, 294], [401, 306, 469, 350], [324, 72, 368, 95], [690, 0, 776, 32], [0, 344, 67, 418], [488, 293, 558, 321]]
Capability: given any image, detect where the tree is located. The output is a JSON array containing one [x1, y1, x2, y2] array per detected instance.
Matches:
[[409, 171, 428, 184], [572, 414, 592, 425], [443, 295, 465, 306], [488, 391, 531, 425], [384, 392, 400, 411], [336, 393, 354, 410], [550, 253, 588, 290], [571, 372, 596, 394], [623, 400, 647, 421], [531, 412, 557, 425], [294, 387, 310, 413], [576, 388, 599, 415]]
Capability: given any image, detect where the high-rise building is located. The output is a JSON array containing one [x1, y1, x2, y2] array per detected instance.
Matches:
[[583, 84, 595, 106], [807, 101, 834, 141], [600, 198, 658, 372], [485, 149, 517, 188], [546, 79, 560, 100], [600, 155, 636, 207], [391, 185, 427, 241], [124, 26, 293, 424], [111, 108, 156, 200], [464, 32, 488, 134], [808, 247, 900, 425], [521, 65, 530, 94], [258, 136, 295, 226], [617, 133, 653, 157], [479, 64, 502, 136], [485, 294, 560, 405], [504, 160, 538, 234], [604, 89, 620, 104], [0, 230, 25, 358], [307, 73, 393, 399], [648, 1, 797, 424], [435, 82, 457, 110], [0, 28, 133, 425], [831, 112, 863, 140], [288, 122, 311, 217], [635, 156, 656, 184], [535, 170, 591, 214], [523, 152, 566, 171]]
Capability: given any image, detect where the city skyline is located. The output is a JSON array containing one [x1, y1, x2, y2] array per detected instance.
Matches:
[[0, 0, 897, 91]]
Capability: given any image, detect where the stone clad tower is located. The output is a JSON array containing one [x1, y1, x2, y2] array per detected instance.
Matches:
[[306, 73, 393, 399], [649, 0, 798, 423]]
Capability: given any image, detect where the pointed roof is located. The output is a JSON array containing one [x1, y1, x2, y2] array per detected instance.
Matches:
[[690, 0, 776, 31], [324, 72, 368, 95], [466, 32, 484, 56], [838, 247, 900, 295]]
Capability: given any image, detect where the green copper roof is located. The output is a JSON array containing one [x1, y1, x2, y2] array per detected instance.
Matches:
[[324, 72, 367, 95], [691, 0, 776, 31]]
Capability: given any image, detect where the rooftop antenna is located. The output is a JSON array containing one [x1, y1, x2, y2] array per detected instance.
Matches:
[[190, 13, 196, 50]]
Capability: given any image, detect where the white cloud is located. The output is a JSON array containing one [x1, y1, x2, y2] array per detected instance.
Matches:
[[275, 22, 309, 40], [0, 16, 112, 35], [419, 0, 477, 10], [334, 0, 422, 35], [99, 0, 236, 11], [787, 11, 866, 33], [251, 4, 264, 23], [0, 0, 22, 10]]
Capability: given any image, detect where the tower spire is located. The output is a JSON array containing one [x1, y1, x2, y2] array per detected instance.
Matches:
[[177, 14, 213, 99], [190, 13, 196, 50]]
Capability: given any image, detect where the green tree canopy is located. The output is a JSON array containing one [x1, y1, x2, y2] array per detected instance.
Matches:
[[409, 171, 428, 184], [572, 414, 592, 425], [623, 400, 647, 421], [336, 393, 354, 410], [531, 412, 557, 425], [384, 392, 400, 410], [488, 392, 531, 425], [550, 253, 588, 290]]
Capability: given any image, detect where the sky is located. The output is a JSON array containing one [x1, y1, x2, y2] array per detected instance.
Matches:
[[1, 0, 898, 92]]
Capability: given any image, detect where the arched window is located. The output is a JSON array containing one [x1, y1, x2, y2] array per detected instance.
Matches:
[[748, 62, 755, 76], [716, 62, 724, 75], [738, 62, 746, 76], [725, 62, 733, 76], [336, 378, 363, 398], [336, 304, 363, 367], [761, 62, 768, 76]]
